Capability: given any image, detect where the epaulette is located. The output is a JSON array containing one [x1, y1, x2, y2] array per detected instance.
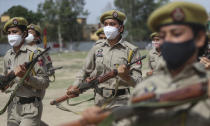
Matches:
[[25, 45, 37, 52], [193, 62, 206, 75], [123, 41, 138, 51], [95, 39, 106, 45]]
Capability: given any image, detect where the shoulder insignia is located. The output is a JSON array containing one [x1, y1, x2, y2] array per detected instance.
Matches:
[[144, 83, 157, 93], [123, 41, 138, 50]]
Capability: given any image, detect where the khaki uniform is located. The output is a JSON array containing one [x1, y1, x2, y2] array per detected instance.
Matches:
[[73, 39, 142, 108], [26, 45, 54, 77], [122, 60, 210, 126], [148, 48, 161, 71], [3, 45, 49, 126]]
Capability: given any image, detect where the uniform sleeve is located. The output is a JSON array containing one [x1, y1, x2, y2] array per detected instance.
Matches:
[[73, 46, 96, 86], [3, 56, 8, 75], [42, 52, 54, 76], [127, 49, 143, 87], [25, 53, 50, 90], [148, 51, 153, 70]]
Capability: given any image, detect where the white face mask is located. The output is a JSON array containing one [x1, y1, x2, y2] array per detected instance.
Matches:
[[25, 33, 35, 44], [104, 26, 120, 40], [152, 41, 160, 48], [8, 34, 23, 47]]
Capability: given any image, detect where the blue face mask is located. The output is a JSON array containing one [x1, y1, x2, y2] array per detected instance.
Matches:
[[160, 38, 196, 70]]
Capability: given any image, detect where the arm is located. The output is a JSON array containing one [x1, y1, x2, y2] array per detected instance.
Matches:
[[24, 54, 49, 90], [118, 49, 142, 87]]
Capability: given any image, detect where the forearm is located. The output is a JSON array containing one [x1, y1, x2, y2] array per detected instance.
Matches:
[[25, 75, 49, 90]]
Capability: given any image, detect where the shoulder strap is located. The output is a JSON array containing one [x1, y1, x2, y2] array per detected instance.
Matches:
[[29, 49, 41, 76], [128, 49, 134, 64]]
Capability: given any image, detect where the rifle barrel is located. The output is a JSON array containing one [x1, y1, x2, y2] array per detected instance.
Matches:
[[127, 55, 146, 67]]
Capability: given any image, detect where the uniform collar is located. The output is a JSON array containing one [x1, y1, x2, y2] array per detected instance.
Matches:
[[11, 44, 27, 55], [152, 47, 161, 55], [104, 38, 125, 48]]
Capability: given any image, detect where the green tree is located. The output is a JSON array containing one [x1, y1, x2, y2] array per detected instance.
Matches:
[[3, 5, 43, 24], [38, 0, 88, 42], [114, 0, 168, 41]]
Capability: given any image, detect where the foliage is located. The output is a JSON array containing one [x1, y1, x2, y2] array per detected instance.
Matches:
[[38, 0, 88, 42], [3, 5, 43, 24], [114, 0, 168, 42]]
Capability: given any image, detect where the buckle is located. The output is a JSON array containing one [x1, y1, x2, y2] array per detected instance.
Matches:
[[102, 88, 114, 98]]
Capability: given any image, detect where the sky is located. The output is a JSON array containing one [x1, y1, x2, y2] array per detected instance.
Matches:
[[0, 0, 209, 24]]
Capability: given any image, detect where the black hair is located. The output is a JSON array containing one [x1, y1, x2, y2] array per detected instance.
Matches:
[[188, 23, 208, 57], [16, 25, 27, 32], [35, 31, 40, 37]]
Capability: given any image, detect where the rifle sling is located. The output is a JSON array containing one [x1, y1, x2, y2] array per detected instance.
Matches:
[[0, 61, 35, 115]]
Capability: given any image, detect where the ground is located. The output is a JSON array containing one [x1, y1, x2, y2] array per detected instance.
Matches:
[[0, 50, 149, 126]]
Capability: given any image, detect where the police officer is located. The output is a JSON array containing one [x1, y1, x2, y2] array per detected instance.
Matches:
[[147, 32, 161, 76], [3, 17, 49, 126], [25, 24, 55, 78], [95, 28, 106, 40], [79, 1, 210, 126], [67, 10, 142, 109]]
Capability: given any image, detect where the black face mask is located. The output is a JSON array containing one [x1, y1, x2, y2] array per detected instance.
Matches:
[[160, 38, 196, 70]]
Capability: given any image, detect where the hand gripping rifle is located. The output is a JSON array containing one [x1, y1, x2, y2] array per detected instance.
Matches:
[[50, 55, 146, 105], [0, 47, 50, 91], [0, 47, 50, 115], [59, 81, 209, 126]]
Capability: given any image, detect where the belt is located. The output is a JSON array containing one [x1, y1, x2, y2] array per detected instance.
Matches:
[[98, 88, 130, 98], [18, 97, 41, 104]]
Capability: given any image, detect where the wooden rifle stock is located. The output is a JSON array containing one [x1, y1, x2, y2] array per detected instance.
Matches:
[[50, 94, 77, 105], [132, 82, 208, 104], [159, 82, 207, 102], [98, 69, 118, 83]]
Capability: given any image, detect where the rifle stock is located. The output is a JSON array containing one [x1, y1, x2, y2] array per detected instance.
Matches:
[[131, 81, 207, 103], [50, 94, 77, 105]]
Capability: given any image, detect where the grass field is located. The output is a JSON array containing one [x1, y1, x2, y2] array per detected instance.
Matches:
[[0, 49, 149, 126]]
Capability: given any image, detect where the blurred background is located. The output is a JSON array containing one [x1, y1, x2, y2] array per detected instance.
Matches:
[[0, 0, 210, 55]]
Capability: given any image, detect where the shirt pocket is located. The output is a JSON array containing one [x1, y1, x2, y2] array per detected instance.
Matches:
[[112, 57, 128, 68]]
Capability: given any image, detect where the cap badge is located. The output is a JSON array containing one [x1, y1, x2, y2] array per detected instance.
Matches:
[[113, 11, 118, 18], [172, 8, 185, 22], [13, 19, 18, 25]]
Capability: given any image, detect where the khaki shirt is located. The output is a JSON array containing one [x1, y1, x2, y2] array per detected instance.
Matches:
[[27, 44, 54, 76], [3, 45, 49, 99], [73, 39, 142, 89], [125, 61, 210, 126], [148, 48, 161, 70]]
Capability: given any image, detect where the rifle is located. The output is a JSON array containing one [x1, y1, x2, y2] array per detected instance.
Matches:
[[59, 81, 208, 126], [50, 55, 146, 105], [0, 47, 50, 91], [0, 47, 50, 115]]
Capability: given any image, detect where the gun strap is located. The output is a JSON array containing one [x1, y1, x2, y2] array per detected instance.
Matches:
[[55, 103, 80, 115], [101, 49, 133, 109], [67, 96, 94, 106], [0, 62, 35, 115], [128, 49, 134, 64], [29, 50, 37, 76]]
